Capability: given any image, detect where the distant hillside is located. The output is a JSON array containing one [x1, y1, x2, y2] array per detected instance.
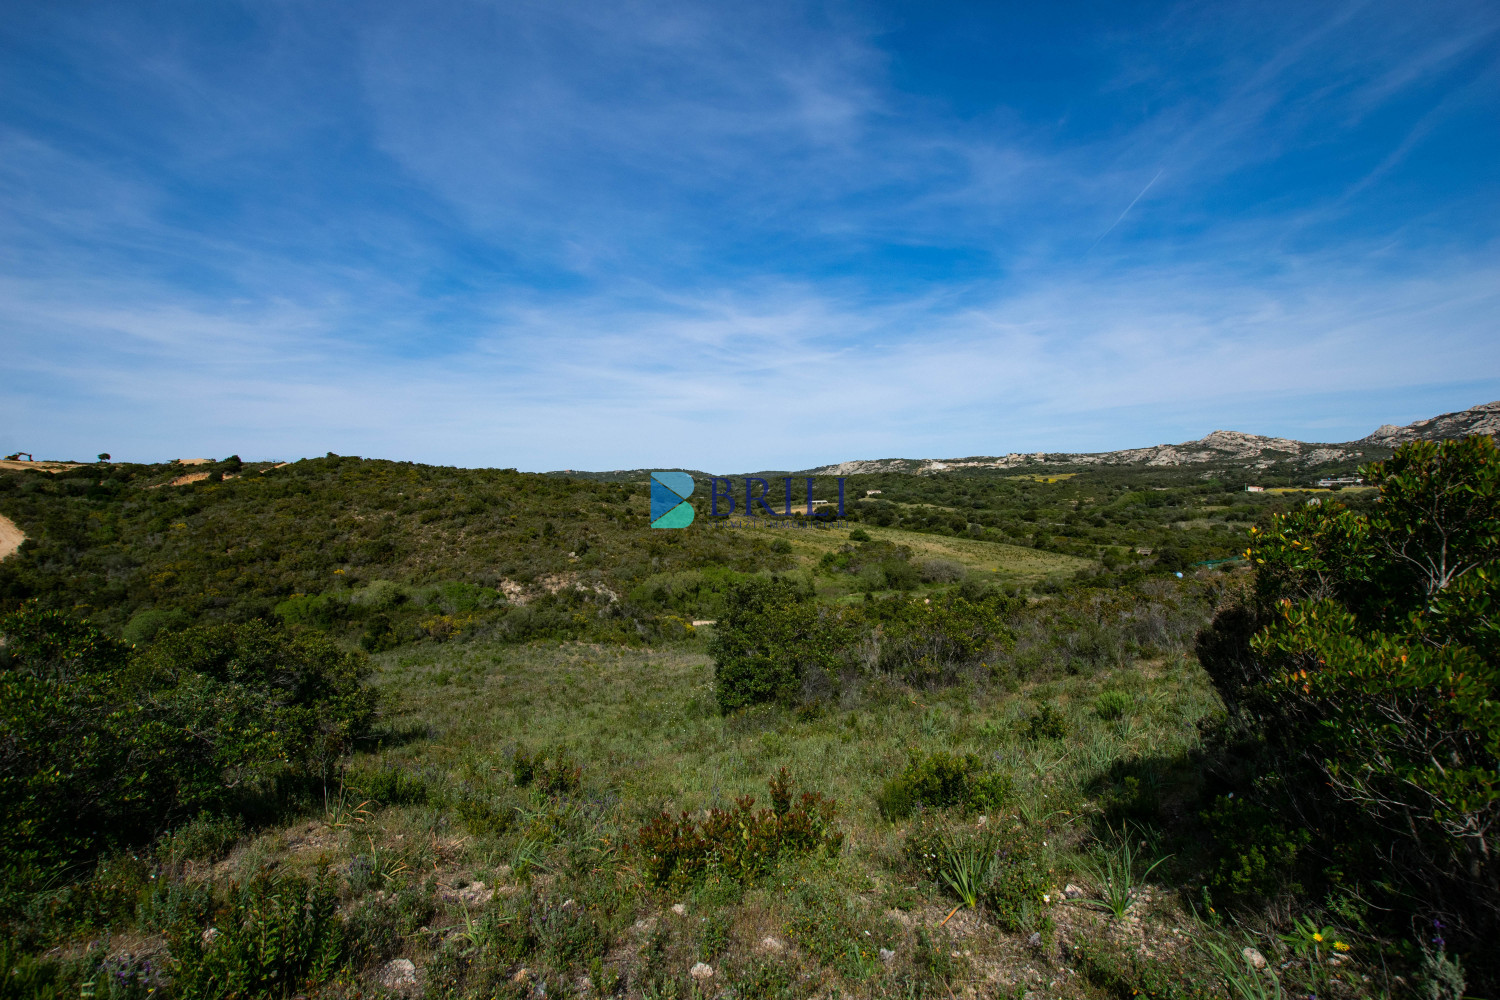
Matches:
[[1359, 399, 1500, 447], [804, 399, 1500, 477], [541, 401, 1497, 481]]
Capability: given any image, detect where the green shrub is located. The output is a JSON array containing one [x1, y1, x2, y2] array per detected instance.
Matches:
[[865, 592, 1015, 684], [137, 876, 215, 934], [636, 770, 842, 888], [1094, 690, 1133, 721], [158, 813, 245, 863], [1196, 436, 1500, 953], [901, 823, 1048, 930], [350, 764, 431, 807], [0, 606, 377, 899], [709, 579, 864, 713], [169, 865, 344, 1000], [1070, 936, 1219, 1000], [1023, 703, 1067, 741], [876, 750, 1011, 820], [847, 528, 872, 543], [121, 607, 190, 645], [723, 956, 798, 1000], [1198, 795, 1310, 898], [512, 745, 582, 795]]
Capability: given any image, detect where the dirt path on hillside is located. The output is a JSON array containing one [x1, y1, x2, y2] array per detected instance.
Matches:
[[0, 514, 24, 561], [0, 460, 82, 473]]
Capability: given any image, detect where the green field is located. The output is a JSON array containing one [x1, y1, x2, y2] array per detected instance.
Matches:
[[717, 519, 1095, 587]]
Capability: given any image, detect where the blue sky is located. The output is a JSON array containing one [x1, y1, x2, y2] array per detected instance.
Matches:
[[2, 1, 1497, 471]]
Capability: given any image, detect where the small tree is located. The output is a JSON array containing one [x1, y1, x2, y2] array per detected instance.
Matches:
[[1196, 435, 1500, 958], [96, 452, 110, 462]]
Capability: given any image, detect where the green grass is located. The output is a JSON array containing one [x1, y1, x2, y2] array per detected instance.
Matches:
[[718, 519, 1095, 587], [366, 637, 1219, 826]]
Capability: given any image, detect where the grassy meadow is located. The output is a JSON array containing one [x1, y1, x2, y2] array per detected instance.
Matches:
[[2, 443, 1489, 1000], [201, 628, 1229, 1000]]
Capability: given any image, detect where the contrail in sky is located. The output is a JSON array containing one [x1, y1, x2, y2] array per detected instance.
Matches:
[[1088, 169, 1164, 252]]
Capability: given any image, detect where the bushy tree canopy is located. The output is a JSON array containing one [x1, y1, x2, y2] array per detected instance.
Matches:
[[1197, 435, 1500, 951]]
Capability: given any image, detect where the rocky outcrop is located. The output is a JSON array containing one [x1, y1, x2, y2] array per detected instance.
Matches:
[[804, 401, 1499, 476], [1359, 401, 1500, 446]]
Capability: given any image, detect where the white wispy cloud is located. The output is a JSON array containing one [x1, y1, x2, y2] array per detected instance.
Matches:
[[1, 0, 1497, 468]]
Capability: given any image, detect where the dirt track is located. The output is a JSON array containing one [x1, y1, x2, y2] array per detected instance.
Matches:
[[0, 460, 82, 473], [0, 514, 24, 562]]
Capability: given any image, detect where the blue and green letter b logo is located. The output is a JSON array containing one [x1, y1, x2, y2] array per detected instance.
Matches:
[[650, 471, 695, 529]]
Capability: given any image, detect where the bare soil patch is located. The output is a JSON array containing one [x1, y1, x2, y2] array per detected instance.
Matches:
[[0, 513, 24, 561]]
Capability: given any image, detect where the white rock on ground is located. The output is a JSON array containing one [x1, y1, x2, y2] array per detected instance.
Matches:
[[690, 963, 714, 982], [1064, 884, 1084, 899], [879, 948, 896, 963], [760, 936, 785, 953], [1243, 947, 1267, 970], [671, 903, 687, 916], [380, 959, 418, 989]]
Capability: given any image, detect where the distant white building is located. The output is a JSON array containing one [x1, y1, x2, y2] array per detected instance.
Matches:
[[1245, 485, 1265, 492], [865, 489, 882, 495]]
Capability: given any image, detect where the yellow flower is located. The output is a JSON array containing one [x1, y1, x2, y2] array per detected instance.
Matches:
[[1334, 941, 1350, 952], [1312, 932, 1323, 942]]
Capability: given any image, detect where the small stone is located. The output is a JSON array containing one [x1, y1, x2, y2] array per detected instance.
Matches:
[[879, 948, 896, 963], [760, 936, 785, 953], [450, 881, 493, 905], [1242, 947, 1267, 970], [512, 968, 531, 984], [380, 958, 418, 990], [1026, 932, 1041, 949], [690, 962, 714, 982], [671, 903, 687, 916], [201, 927, 219, 945], [1064, 884, 1084, 899], [634, 917, 657, 933]]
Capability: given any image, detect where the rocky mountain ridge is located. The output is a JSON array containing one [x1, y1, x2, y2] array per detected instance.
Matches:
[[804, 400, 1500, 476]]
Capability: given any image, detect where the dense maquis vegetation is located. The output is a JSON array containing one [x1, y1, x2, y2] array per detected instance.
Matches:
[[0, 441, 1493, 1000], [0, 452, 1317, 638], [1196, 436, 1499, 971]]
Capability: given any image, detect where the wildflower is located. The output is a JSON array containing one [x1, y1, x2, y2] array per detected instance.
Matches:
[[1312, 932, 1323, 942], [1334, 942, 1349, 953]]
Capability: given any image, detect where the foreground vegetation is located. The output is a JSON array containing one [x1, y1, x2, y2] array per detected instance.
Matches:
[[0, 439, 1493, 999]]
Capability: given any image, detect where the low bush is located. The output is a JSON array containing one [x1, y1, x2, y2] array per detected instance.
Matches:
[[636, 769, 842, 888], [1094, 690, 1133, 721], [1023, 703, 1068, 741], [1198, 794, 1310, 898], [876, 750, 1011, 820], [710, 581, 1014, 712], [0, 605, 377, 908], [901, 823, 1050, 930], [1070, 937, 1219, 1000], [512, 745, 583, 795], [169, 866, 344, 1000], [709, 579, 865, 713]]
